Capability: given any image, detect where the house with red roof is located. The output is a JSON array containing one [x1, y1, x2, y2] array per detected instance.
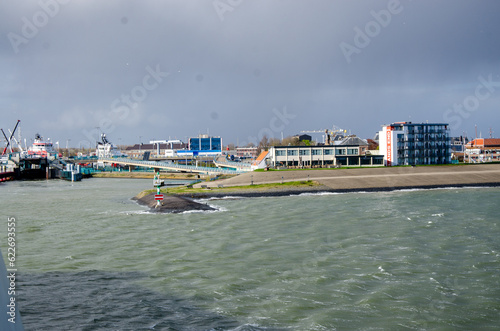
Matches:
[[465, 138, 500, 162]]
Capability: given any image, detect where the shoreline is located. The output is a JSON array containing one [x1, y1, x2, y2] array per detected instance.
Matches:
[[176, 182, 500, 199], [193, 163, 500, 190], [132, 182, 500, 213], [132, 164, 500, 209]]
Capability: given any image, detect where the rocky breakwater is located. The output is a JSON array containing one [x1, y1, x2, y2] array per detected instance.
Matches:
[[133, 192, 215, 213]]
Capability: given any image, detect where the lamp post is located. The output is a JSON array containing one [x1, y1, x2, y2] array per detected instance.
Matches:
[[66, 139, 71, 157], [95, 126, 100, 148]]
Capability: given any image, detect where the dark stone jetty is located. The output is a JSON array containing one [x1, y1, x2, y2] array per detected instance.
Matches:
[[133, 193, 215, 213]]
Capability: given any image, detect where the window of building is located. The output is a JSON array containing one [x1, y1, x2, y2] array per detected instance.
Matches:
[[299, 149, 310, 156], [336, 149, 346, 155], [287, 150, 298, 156], [347, 148, 358, 155], [324, 149, 333, 155], [276, 150, 286, 156], [312, 149, 322, 155], [189, 137, 221, 151]]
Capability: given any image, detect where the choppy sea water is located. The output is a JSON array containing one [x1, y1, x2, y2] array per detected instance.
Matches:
[[0, 178, 499, 330]]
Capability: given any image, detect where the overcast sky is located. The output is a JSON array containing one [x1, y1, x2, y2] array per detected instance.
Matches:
[[1, 0, 500, 147]]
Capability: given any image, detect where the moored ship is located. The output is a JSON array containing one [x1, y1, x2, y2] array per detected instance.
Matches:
[[27, 134, 61, 159]]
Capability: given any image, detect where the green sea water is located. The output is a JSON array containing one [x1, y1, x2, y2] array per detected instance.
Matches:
[[1, 178, 499, 330]]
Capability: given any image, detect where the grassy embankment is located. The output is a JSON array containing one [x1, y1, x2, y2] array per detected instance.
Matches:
[[135, 180, 320, 199]]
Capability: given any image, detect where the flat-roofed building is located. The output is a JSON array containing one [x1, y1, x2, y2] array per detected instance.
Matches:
[[177, 134, 223, 157], [236, 147, 258, 158], [268, 145, 383, 168], [124, 141, 187, 158]]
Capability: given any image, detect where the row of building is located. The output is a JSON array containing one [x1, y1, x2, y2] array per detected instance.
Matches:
[[266, 122, 454, 168], [112, 122, 498, 168], [122, 135, 222, 158]]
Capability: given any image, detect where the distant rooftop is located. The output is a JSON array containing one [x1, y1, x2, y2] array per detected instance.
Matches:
[[338, 136, 368, 146], [125, 142, 187, 151], [382, 121, 449, 127], [466, 138, 500, 148]]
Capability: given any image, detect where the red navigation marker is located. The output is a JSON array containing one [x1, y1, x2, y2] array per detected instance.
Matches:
[[154, 194, 164, 201]]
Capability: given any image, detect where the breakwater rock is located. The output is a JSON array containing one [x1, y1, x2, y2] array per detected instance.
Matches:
[[133, 193, 214, 213]]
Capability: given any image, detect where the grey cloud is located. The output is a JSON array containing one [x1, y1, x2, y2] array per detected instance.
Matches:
[[1, 0, 500, 146]]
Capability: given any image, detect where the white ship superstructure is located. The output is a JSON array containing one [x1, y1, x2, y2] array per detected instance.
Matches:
[[96, 134, 125, 158], [27, 134, 59, 159]]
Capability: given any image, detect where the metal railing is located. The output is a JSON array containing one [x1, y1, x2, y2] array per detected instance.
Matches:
[[214, 160, 253, 170], [99, 157, 247, 174]]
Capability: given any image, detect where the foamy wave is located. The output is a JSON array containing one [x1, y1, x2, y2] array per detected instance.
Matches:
[[195, 196, 246, 203], [396, 188, 427, 192], [120, 210, 156, 215], [227, 323, 270, 331], [297, 191, 345, 197], [398, 186, 497, 193], [180, 204, 227, 214]]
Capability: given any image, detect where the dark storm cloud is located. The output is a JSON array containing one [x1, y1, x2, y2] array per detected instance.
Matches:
[[1, 0, 500, 147]]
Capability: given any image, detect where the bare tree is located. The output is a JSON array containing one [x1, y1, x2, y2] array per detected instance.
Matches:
[[257, 135, 270, 154], [269, 137, 281, 146]]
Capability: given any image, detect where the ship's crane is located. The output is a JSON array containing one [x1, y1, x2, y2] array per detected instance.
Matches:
[[0, 130, 9, 154], [8, 127, 24, 154], [300, 130, 330, 144], [1, 120, 20, 155], [301, 125, 347, 145], [101, 133, 110, 145]]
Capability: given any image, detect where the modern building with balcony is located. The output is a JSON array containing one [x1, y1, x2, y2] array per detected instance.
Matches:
[[379, 122, 451, 166]]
